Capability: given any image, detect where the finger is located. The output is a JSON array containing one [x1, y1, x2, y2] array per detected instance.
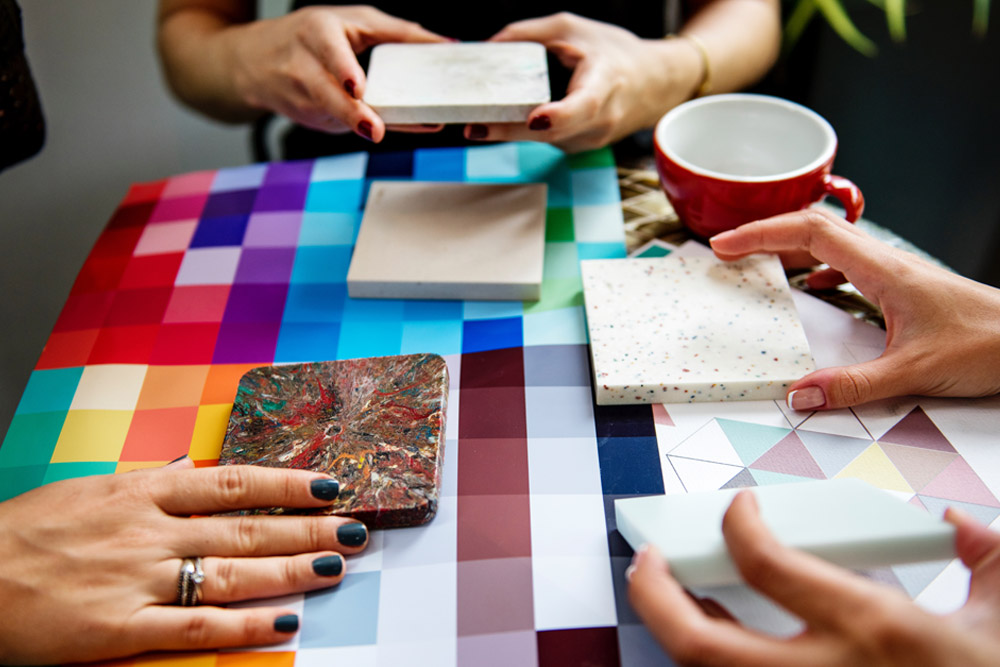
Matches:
[[784, 353, 921, 411], [151, 466, 341, 515], [300, 12, 368, 100], [628, 544, 811, 666], [386, 123, 445, 134], [290, 56, 384, 142], [153, 552, 346, 604], [947, 507, 1000, 569], [805, 266, 848, 290], [722, 491, 899, 628], [125, 606, 301, 653], [489, 14, 571, 44], [163, 454, 195, 470], [176, 514, 369, 558]]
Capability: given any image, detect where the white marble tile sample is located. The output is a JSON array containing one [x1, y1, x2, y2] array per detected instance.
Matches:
[[615, 479, 956, 588], [580, 253, 815, 405], [347, 181, 547, 301], [363, 42, 550, 124]]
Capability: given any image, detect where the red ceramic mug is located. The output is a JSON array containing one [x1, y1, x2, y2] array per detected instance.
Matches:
[[654, 94, 864, 239]]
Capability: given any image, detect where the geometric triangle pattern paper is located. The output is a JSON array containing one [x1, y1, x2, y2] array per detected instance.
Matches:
[[879, 406, 956, 453], [878, 442, 957, 494], [835, 443, 914, 494], [651, 403, 674, 427], [917, 495, 1000, 526], [797, 430, 873, 478], [750, 431, 825, 479], [721, 467, 758, 490], [716, 418, 791, 467], [796, 408, 873, 440], [669, 419, 743, 467], [892, 559, 954, 600], [920, 457, 1000, 508], [668, 456, 746, 494], [749, 468, 822, 487]]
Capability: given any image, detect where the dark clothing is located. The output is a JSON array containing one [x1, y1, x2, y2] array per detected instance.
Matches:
[[0, 0, 45, 172]]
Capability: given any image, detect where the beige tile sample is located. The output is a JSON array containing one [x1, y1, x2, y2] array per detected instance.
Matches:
[[581, 253, 815, 405], [363, 42, 551, 124], [347, 181, 548, 301]]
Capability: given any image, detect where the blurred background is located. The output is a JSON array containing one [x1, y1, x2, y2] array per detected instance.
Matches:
[[1, 0, 998, 440]]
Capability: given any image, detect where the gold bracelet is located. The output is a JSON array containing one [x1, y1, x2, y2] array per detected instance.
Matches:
[[666, 33, 713, 98]]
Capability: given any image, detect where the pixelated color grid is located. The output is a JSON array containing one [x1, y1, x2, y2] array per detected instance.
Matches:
[[4, 142, 999, 667]]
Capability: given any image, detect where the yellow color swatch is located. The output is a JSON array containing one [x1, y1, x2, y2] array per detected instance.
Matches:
[[51, 410, 133, 462], [835, 443, 914, 494], [189, 403, 232, 460]]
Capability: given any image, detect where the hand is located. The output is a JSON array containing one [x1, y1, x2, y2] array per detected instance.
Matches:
[[467, 12, 703, 153], [158, 3, 446, 141], [0, 458, 368, 664], [709, 208, 1000, 410], [629, 490, 1000, 667]]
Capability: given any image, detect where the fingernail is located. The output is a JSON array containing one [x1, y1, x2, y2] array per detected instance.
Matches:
[[337, 522, 368, 547], [169, 454, 189, 464], [274, 614, 299, 633], [310, 478, 340, 501], [624, 563, 637, 582], [467, 124, 488, 140], [708, 229, 735, 246], [529, 115, 551, 131], [944, 506, 974, 526], [787, 386, 825, 411], [312, 554, 344, 577], [344, 79, 356, 98], [357, 120, 374, 141]]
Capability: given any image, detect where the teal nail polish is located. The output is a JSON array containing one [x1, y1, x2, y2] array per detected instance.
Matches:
[[312, 554, 344, 577], [274, 614, 299, 633], [311, 478, 340, 501], [337, 522, 368, 547]]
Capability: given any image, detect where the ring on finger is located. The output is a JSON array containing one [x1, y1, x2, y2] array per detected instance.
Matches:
[[177, 556, 206, 606]]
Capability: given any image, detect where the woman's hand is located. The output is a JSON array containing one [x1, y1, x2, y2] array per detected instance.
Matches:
[[158, 2, 446, 142], [0, 459, 368, 664], [710, 208, 1000, 410], [466, 12, 703, 153], [629, 490, 1000, 666]]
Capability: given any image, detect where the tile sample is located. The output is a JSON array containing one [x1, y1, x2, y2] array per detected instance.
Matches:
[[581, 253, 815, 405], [347, 181, 547, 301], [363, 42, 550, 124], [218, 353, 449, 528], [615, 478, 956, 588]]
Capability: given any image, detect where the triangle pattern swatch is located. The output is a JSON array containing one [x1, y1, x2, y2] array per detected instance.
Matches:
[[879, 406, 955, 453], [878, 442, 957, 494], [920, 458, 1000, 508], [716, 419, 791, 467], [835, 443, 913, 493], [669, 457, 745, 493], [750, 432, 825, 479], [721, 468, 757, 490], [796, 430, 872, 478]]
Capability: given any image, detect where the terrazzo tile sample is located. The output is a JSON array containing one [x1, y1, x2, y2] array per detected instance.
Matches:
[[347, 181, 547, 301], [218, 353, 448, 528], [363, 42, 550, 124], [580, 253, 815, 405]]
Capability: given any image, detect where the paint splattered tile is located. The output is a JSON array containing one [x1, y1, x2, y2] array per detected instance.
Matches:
[[581, 254, 815, 405], [219, 353, 449, 527]]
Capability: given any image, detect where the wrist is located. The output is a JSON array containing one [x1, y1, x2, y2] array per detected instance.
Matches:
[[642, 37, 703, 124]]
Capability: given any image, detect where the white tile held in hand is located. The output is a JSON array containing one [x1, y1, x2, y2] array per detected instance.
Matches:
[[580, 253, 815, 405], [362, 42, 550, 124], [347, 181, 547, 301], [614, 478, 957, 588]]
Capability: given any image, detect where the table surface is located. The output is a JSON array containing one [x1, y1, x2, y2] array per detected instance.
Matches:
[[3, 142, 998, 667]]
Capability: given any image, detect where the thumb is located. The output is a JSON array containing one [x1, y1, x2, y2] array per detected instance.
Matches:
[[785, 355, 911, 411], [947, 507, 1000, 570]]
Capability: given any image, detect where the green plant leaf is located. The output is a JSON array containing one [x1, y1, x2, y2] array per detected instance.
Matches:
[[885, 0, 907, 42], [973, 0, 991, 37], [815, 0, 879, 56], [783, 0, 820, 54]]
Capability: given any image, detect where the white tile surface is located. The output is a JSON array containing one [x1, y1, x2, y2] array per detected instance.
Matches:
[[581, 254, 815, 404], [363, 42, 550, 124]]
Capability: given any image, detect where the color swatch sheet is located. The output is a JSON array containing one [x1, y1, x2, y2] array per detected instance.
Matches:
[[3, 142, 1000, 666]]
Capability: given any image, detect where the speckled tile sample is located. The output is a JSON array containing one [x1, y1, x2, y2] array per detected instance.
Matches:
[[363, 42, 550, 124], [219, 353, 449, 528], [347, 181, 547, 301], [581, 254, 815, 405]]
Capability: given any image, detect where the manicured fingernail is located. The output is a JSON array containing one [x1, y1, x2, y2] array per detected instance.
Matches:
[[624, 564, 636, 582], [169, 454, 189, 464], [310, 478, 340, 501], [467, 124, 488, 140], [344, 79, 356, 98], [787, 386, 825, 411], [274, 614, 299, 633], [529, 115, 551, 131], [337, 522, 368, 547], [357, 120, 374, 141], [312, 554, 344, 576], [708, 229, 735, 246]]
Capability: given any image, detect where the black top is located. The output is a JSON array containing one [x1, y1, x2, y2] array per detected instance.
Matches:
[[270, 1, 680, 159]]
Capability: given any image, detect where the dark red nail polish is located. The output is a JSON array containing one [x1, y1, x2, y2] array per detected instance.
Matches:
[[357, 120, 373, 141], [529, 115, 551, 131], [344, 79, 356, 98], [468, 124, 488, 140]]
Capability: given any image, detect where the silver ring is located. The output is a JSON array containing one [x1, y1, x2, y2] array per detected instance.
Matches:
[[176, 557, 205, 606]]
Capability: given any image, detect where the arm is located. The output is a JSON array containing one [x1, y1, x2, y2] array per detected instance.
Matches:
[[0, 458, 368, 664], [156, 1, 445, 141], [629, 490, 1000, 666], [476, 0, 781, 153]]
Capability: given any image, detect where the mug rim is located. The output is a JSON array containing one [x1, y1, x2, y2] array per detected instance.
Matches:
[[654, 93, 838, 183]]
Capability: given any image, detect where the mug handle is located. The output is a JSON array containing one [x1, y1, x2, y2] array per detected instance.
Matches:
[[819, 174, 865, 222]]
